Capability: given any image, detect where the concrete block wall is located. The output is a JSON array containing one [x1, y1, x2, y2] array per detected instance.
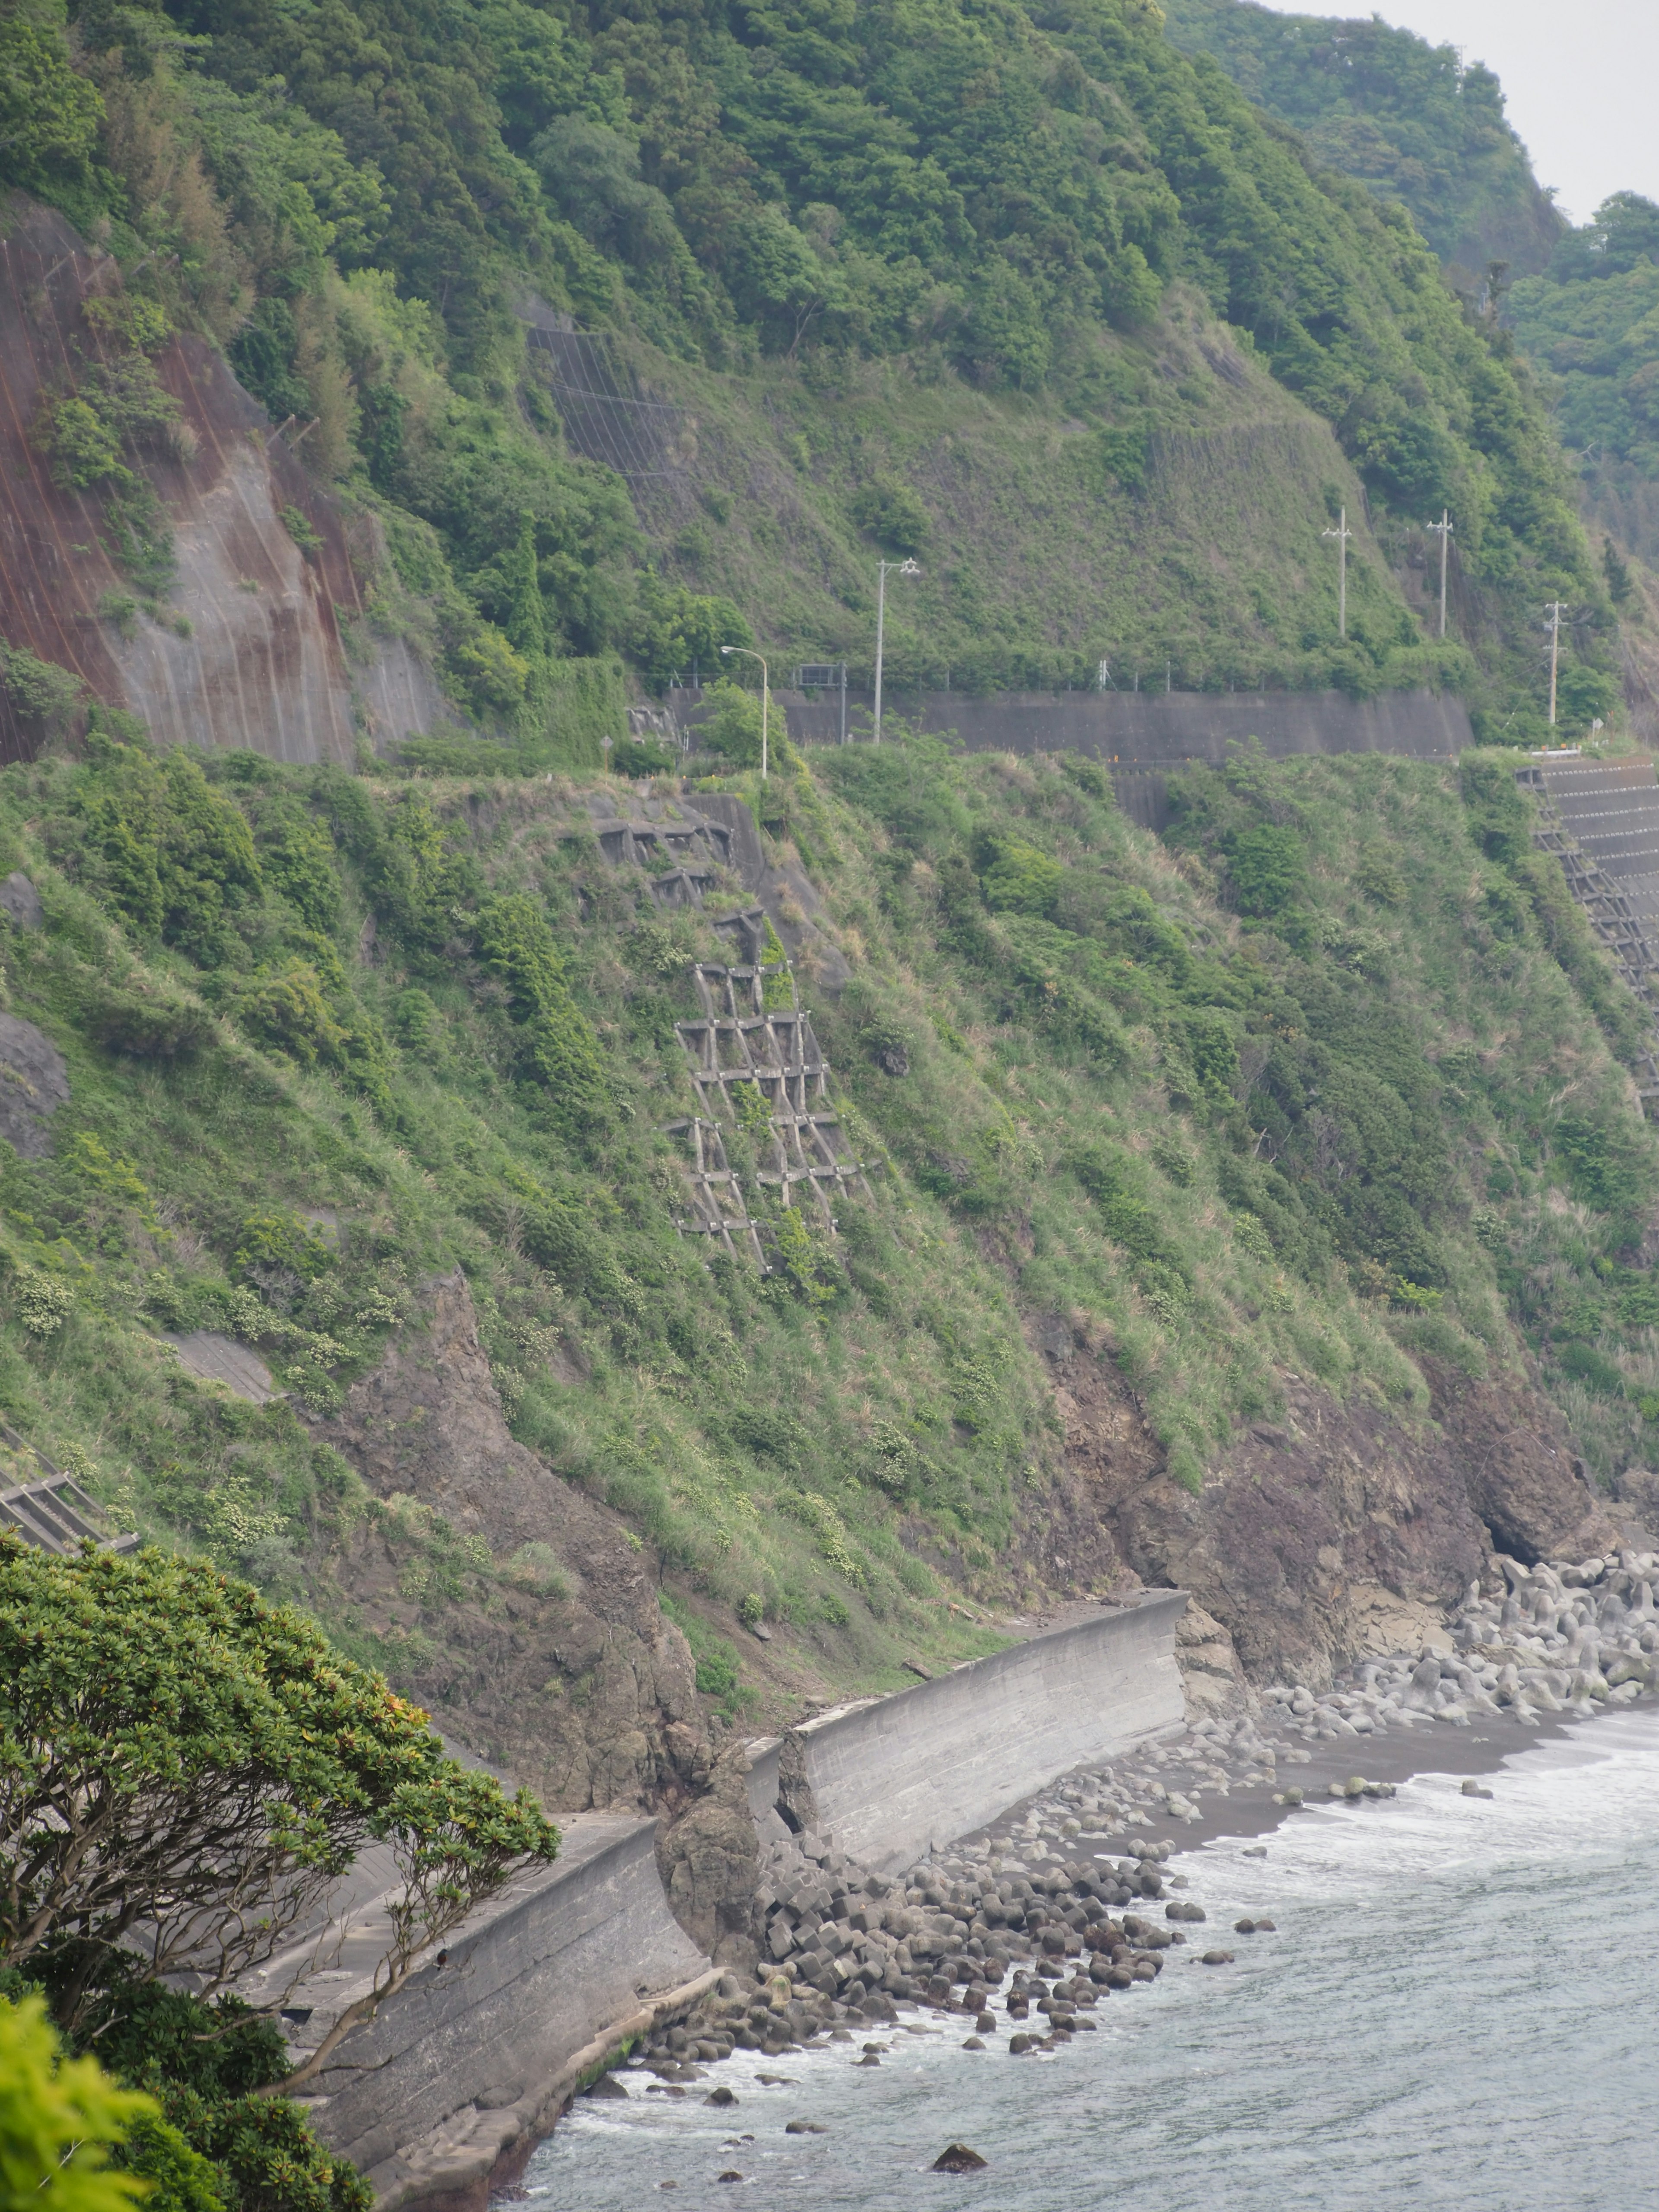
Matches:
[[293, 1596, 1187, 2207], [300, 1815, 714, 2211], [745, 1593, 1187, 1872]]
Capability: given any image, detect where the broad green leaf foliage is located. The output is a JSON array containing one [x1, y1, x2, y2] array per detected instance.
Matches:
[[0, 1993, 153, 2212]]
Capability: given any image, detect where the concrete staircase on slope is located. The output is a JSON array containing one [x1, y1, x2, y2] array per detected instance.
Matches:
[[1518, 754, 1659, 1101]]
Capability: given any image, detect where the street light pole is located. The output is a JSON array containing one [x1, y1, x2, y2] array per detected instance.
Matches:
[[1425, 509, 1453, 638], [720, 645, 769, 778], [873, 556, 921, 745], [1322, 506, 1354, 639]]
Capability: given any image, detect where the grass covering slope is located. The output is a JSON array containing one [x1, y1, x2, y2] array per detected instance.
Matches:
[[0, 0, 1621, 740], [0, 727, 1656, 1718]]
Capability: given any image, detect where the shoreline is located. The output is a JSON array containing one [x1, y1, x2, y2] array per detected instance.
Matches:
[[590, 1550, 1659, 2103], [528, 1698, 1659, 2212], [497, 1554, 1659, 2202], [1097, 1700, 1584, 1856], [590, 1693, 1656, 2117]]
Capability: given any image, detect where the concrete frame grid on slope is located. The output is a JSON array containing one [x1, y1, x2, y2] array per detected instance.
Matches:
[[585, 794, 871, 1269], [667, 932, 869, 1265], [1519, 756, 1659, 1101]]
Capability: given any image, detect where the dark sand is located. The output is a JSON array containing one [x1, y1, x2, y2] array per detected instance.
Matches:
[[1087, 1707, 1589, 1859]]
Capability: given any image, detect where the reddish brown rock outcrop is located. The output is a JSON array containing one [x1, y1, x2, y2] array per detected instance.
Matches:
[[0, 194, 437, 761], [1036, 1325, 1620, 1689]]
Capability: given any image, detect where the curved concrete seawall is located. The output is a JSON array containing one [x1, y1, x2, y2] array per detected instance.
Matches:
[[747, 1594, 1187, 1872], [294, 1816, 715, 2211], [295, 1595, 1185, 2207]]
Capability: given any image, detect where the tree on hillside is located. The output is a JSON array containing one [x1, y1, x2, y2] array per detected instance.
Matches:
[[0, 1535, 558, 2086]]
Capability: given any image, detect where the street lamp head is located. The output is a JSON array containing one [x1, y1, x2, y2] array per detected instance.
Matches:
[[900, 558, 921, 575], [721, 645, 734, 655]]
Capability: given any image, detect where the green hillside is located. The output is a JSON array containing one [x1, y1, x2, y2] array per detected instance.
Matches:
[[7, 0, 1659, 2187], [0, 0, 1620, 738], [1506, 194, 1659, 568], [0, 728, 1655, 1684], [1160, 0, 1564, 280]]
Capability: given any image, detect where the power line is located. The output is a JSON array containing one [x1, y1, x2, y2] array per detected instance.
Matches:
[[1545, 601, 1566, 727]]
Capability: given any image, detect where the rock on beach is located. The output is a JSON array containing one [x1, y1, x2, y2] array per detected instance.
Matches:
[[621, 1549, 1657, 2135]]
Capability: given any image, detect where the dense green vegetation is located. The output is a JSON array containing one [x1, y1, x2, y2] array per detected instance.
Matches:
[[0, 729, 1656, 1666], [0, 0, 1620, 733], [0, 1533, 555, 2209], [1507, 194, 1659, 565], [1161, 0, 1563, 279], [1160, 4, 1659, 605], [4, 0, 1657, 2178], [0, 1971, 374, 2211], [0, 1990, 154, 2212], [817, 734, 1659, 1483]]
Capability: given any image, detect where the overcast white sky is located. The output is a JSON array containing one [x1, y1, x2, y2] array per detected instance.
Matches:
[[1252, 0, 1659, 225]]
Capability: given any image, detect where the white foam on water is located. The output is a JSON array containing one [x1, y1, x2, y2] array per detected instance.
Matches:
[[508, 1706, 1659, 2212]]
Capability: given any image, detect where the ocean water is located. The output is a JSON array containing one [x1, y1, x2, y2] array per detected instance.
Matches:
[[505, 1707, 1659, 2212]]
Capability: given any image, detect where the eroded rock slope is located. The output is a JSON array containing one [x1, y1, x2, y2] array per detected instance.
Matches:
[[306, 1270, 708, 1813]]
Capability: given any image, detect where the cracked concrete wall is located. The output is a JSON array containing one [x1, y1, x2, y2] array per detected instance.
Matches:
[[305, 1816, 710, 2208], [745, 1593, 1187, 1873]]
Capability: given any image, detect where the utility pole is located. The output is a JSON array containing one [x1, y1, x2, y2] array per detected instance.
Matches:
[[1425, 509, 1453, 638], [1545, 601, 1566, 728], [1323, 506, 1354, 639], [872, 557, 920, 745]]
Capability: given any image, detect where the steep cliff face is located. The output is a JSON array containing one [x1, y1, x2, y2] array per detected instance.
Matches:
[[305, 1270, 709, 1815], [1038, 1322, 1623, 1688], [0, 196, 435, 763]]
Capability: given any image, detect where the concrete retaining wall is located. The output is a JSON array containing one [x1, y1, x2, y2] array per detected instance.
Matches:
[[746, 1593, 1186, 1874], [297, 1815, 713, 2211], [779, 683, 1471, 763], [664, 684, 1470, 829], [291, 1596, 1185, 2206]]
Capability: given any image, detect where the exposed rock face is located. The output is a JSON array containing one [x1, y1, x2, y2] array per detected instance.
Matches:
[[1024, 1313, 1160, 1594], [0, 1014, 68, 1157], [0, 195, 435, 763], [306, 1269, 706, 1813], [1042, 1331, 1620, 1689], [1174, 1600, 1249, 1719], [656, 1742, 762, 1969], [1427, 1361, 1615, 1566], [1612, 1465, 1659, 1541], [0, 873, 42, 930]]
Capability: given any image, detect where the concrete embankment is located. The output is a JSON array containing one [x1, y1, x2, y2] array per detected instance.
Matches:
[[295, 1594, 1186, 2207], [666, 682, 1472, 829], [292, 1816, 714, 2210], [746, 1593, 1188, 1871]]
